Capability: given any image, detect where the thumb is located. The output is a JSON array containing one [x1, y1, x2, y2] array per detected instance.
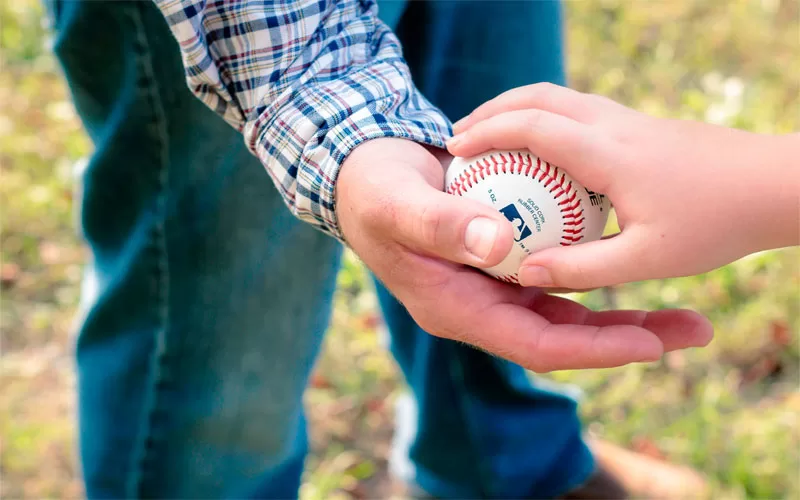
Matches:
[[517, 231, 651, 289], [392, 183, 516, 268]]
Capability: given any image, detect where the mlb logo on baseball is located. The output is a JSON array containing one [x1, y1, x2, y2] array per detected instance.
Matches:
[[499, 203, 532, 242], [445, 149, 611, 284]]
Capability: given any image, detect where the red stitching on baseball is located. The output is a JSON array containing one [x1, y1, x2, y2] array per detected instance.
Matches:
[[496, 274, 520, 285], [563, 217, 585, 226], [446, 151, 587, 246]]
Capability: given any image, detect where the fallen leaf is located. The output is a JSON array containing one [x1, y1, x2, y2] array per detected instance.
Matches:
[[309, 371, 332, 389], [739, 354, 783, 388], [361, 314, 383, 330], [1, 262, 21, 288], [631, 436, 666, 461], [770, 320, 792, 347], [365, 398, 385, 414]]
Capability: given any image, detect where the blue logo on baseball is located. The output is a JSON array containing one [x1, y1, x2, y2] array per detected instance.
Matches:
[[499, 203, 532, 242]]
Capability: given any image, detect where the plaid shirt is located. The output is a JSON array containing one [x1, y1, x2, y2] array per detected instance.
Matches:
[[154, 0, 452, 241]]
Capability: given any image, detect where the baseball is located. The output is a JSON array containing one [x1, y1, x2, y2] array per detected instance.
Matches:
[[445, 149, 611, 284]]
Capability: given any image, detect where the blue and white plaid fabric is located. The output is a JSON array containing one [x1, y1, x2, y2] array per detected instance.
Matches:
[[154, 0, 452, 240]]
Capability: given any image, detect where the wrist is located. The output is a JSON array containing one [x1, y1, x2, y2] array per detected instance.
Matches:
[[741, 132, 800, 252], [767, 133, 800, 248]]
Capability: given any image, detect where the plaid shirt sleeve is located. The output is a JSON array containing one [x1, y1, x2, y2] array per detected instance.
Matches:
[[153, 0, 452, 241]]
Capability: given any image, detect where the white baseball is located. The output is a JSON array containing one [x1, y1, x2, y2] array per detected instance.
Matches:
[[445, 149, 611, 284]]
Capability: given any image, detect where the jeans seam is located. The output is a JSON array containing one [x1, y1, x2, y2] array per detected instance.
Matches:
[[123, 3, 172, 497]]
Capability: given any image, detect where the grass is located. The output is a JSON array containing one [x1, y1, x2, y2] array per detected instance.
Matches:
[[1, 0, 798, 498]]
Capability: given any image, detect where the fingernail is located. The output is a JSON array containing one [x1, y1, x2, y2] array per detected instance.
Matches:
[[446, 133, 462, 148], [465, 217, 499, 261], [518, 265, 554, 287]]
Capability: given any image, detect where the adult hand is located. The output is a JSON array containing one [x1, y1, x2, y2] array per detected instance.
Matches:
[[448, 83, 800, 290], [335, 138, 713, 372]]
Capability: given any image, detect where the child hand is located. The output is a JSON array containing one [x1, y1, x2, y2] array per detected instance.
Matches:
[[447, 83, 799, 289]]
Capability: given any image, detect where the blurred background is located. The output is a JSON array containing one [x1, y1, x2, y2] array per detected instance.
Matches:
[[1, 0, 798, 498]]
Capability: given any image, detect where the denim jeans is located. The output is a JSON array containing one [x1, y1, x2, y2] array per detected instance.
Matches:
[[46, 0, 594, 497]]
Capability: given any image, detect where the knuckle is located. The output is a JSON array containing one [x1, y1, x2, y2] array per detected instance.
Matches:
[[588, 92, 613, 106], [416, 203, 444, 248], [587, 92, 624, 113], [611, 126, 640, 147], [530, 82, 560, 106], [522, 326, 547, 372], [568, 127, 594, 155], [588, 326, 603, 363], [522, 110, 545, 133], [531, 81, 559, 96], [559, 258, 593, 288]]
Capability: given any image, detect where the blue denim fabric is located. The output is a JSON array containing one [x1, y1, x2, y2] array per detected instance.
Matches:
[[46, 0, 593, 497]]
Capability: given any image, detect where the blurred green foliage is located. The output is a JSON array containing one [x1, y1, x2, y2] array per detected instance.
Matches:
[[560, 5, 799, 495], [1, 0, 798, 499], [567, 0, 799, 133]]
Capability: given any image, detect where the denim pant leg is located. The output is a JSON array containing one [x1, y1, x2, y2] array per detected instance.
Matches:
[[48, 1, 341, 497], [375, 1, 595, 498]]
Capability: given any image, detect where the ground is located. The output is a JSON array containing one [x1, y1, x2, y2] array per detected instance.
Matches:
[[1, 1, 798, 498]]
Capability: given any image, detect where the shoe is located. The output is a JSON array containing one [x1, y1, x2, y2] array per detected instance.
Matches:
[[400, 437, 708, 499], [568, 437, 710, 499], [560, 463, 628, 499]]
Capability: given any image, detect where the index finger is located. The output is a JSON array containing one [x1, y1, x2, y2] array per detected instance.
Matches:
[[405, 261, 711, 372], [452, 82, 604, 134], [446, 109, 611, 191]]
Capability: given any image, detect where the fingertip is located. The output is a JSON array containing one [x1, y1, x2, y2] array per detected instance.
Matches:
[[518, 248, 568, 286], [518, 265, 554, 287], [683, 310, 714, 347], [452, 115, 471, 134], [445, 133, 466, 155], [539, 323, 664, 370], [519, 234, 642, 290], [643, 309, 715, 351], [434, 193, 516, 268], [682, 310, 716, 347], [697, 320, 715, 347], [477, 215, 515, 268]]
